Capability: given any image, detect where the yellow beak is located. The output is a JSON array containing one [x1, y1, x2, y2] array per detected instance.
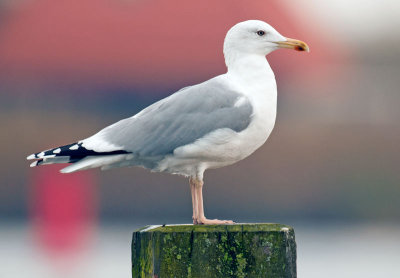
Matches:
[[276, 38, 310, 52]]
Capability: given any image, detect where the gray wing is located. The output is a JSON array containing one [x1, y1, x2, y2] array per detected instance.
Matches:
[[84, 77, 253, 158]]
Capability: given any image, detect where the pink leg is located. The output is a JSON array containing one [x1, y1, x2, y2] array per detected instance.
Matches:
[[190, 177, 234, 225], [189, 178, 198, 224]]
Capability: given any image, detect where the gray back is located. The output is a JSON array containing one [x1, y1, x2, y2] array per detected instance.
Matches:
[[94, 77, 253, 157]]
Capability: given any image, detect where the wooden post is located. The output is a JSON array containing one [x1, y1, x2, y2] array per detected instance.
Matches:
[[132, 223, 296, 278]]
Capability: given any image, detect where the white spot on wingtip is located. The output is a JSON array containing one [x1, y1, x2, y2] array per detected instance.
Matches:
[[30, 161, 38, 167], [53, 148, 61, 154], [69, 144, 79, 150], [27, 154, 35, 160], [37, 152, 45, 158]]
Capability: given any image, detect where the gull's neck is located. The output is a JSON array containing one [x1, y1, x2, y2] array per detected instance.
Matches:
[[224, 51, 277, 126], [224, 52, 275, 86]]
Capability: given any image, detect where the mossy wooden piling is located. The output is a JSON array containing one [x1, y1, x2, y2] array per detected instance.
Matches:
[[132, 223, 296, 278]]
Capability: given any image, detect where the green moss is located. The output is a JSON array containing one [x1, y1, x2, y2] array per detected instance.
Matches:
[[132, 223, 296, 278]]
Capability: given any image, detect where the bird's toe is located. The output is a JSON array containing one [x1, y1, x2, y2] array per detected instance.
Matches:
[[196, 218, 235, 225]]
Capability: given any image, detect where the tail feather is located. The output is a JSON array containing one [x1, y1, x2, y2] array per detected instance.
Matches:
[[60, 155, 127, 173], [27, 142, 131, 173]]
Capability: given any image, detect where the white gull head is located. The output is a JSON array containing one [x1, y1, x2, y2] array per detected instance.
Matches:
[[223, 20, 309, 68]]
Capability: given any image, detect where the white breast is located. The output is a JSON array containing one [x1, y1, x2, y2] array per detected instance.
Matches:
[[223, 62, 277, 161]]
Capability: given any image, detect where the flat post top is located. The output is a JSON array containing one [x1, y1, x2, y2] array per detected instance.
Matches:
[[136, 223, 293, 233]]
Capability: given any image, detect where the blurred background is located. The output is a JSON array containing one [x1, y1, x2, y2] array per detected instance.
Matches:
[[1, 0, 399, 277]]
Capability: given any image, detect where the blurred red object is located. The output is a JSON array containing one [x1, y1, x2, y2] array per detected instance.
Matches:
[[30, 165, 97, 257], [0, 0, 348, 93]]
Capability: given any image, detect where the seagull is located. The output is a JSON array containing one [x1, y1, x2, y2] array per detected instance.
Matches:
[[27, 20, 309, 225]]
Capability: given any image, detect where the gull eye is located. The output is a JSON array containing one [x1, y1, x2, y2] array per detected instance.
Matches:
[[256, 30, 265, 36]]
